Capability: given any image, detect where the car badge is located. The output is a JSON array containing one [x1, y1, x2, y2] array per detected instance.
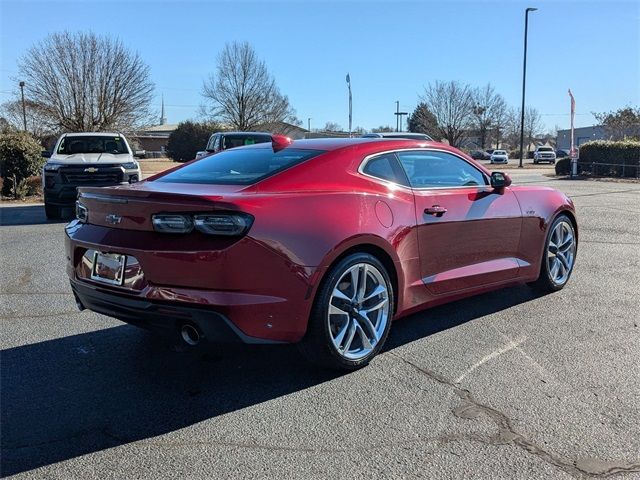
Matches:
[[85, 167, 98, 173], [105, 214, 122, 225]]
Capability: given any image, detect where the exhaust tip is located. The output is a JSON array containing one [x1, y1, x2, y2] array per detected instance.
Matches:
[[180, 324, 201, 346]]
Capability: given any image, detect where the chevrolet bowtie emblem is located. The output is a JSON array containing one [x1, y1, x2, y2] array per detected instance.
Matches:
[[85, 167, 98, 173], [105, 214, 122, 225]]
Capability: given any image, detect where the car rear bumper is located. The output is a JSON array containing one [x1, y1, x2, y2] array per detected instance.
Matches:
[[70, 279, 283, 344], [64, 221, 318, 343]]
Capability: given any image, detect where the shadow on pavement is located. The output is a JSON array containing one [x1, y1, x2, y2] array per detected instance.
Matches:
[[0, 205, 72, 226], [0, 285, 540, 476]]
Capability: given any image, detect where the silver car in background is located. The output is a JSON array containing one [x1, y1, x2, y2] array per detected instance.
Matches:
[[490, 149, 509, 164]]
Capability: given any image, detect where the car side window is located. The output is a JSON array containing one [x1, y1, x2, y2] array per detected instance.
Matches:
[[214, 135, 221, 151], [397, 150, 487, 188], [362, 153, 409, 186]]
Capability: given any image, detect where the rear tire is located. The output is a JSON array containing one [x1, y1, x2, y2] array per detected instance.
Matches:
[[44, 202, 61, 220], [297, 253, 394, 370], [529, 214, 577, 293]]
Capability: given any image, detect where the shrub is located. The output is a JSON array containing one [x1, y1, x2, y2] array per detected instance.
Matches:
[[0, 132, 44, 197], [577, 140, 640, 178], [166, 121, 221, 162], [555, 157, 571, 175]]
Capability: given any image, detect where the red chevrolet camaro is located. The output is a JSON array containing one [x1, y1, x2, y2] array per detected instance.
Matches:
[[66, 137, 577, 370]]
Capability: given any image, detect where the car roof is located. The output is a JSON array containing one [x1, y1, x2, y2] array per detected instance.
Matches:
[[243, 137, 459, 154], [61, 132, 124, 137], [218, 131, 272, 136]]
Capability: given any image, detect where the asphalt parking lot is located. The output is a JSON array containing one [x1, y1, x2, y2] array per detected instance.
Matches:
[[1, 171, 639, 479]]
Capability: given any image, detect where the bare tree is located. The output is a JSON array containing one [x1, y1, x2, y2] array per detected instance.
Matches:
[[593, 106, 640, 139], [17, 31, 154, 132], [0, 99, 55, 140], [371, 125, 394, 133], [202, 41, 297, 131], [471, 84, 507, 149], [323, 122, 342, 132], [421, 81, 473, 147], [407, 102, 439, 139], [524, 107, 543, 152]]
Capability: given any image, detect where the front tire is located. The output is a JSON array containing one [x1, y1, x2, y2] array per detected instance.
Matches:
[[298, 253, 394, 370], [529, 214, 577, 293]]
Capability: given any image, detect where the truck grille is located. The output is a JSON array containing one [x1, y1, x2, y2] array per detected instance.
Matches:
[[61, 166, 122, 185]]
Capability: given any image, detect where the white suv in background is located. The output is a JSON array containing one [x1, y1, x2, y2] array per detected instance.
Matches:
[[534, 146, 557, 164], [490, 150, 509, 164], [41, 132, 143, 219]]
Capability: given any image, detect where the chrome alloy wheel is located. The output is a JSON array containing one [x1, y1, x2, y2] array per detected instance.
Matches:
[[547, 220, 576, 286], [327, 263, 390, 360]]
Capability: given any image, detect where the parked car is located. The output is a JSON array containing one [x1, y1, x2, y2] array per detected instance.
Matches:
[[203, 131, 273, 156], [534, 146, 557, 164], [470, 150, 491, 161], [490, 150, 509, 164], [555, 149, 570, 158], [361, 132, 433, 141], [41, 133, 143, 219], [68, 137, 577, 370]]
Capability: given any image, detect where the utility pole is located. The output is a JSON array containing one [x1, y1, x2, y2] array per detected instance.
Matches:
[[519, 7, 538, 168], [395, 101, 399, 131], [394, 101, 407, 132], [307, 117, 311, 132], [346, 74, 352, 137], [19, 81, 27, 132]]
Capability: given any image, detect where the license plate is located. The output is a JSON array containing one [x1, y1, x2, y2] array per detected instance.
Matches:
[[91, 252, 126, 286]]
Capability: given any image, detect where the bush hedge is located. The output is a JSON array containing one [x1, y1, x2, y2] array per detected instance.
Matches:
[[555, 157, 571, 175], [577, 140, 640, 178], [167, 121, 220, 162], [0, 132, 45, 197]]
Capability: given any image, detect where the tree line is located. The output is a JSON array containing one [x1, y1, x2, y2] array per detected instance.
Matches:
[[1, 30, 637, 151]]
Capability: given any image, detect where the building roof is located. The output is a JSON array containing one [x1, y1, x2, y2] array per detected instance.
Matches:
[[138, 124, 179, 134]]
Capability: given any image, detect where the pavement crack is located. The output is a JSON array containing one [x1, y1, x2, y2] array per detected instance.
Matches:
[[388, 351, 640, 478]]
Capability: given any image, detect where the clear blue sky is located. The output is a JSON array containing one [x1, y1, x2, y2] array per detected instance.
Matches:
[[1, 0, 638, 132]]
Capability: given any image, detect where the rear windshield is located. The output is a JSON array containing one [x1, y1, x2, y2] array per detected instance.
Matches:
[[156, 147, 325, 185], [223, 134, 272, 149], [57, 136, 129, 155]]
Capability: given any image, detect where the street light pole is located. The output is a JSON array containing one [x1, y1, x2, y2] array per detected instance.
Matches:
[[519, 7, 537, 168], [308, 117, 311, 132], [346, 74, 352, 137], [395, 100, 399, 131], [19, 81, 27, 132]]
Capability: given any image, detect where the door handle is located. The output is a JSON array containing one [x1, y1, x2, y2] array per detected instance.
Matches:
[[424, 205, 447, 217]]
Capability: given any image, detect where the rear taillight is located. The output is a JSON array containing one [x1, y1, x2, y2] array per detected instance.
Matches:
[[151, 213, 253, 236], [152, 214, 194, 234], [193, 213, 253, 236]]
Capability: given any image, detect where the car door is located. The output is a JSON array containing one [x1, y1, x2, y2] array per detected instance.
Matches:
[[396, 149, 523, 296]]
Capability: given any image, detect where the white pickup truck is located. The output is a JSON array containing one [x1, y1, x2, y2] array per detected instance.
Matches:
[[41, 132, 143, 219], [533, 146, 557, 164]]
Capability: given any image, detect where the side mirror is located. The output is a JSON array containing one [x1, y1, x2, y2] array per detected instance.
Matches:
[[490, 172, 512, 190], [134, 150, 146, 158], [41, 151, 52, 158]]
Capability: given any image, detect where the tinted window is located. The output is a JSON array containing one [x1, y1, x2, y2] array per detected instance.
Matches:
[[156, 147, 324, 185], [363, 153, 409, 186], [223, 134, 272, 149], [58, 136, 129, 155], [397, 150, 487, 188]]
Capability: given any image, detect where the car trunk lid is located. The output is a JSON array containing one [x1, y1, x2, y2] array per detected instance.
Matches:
[[78, 181, 253, 231]]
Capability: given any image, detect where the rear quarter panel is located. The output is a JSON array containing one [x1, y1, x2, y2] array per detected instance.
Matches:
[[511, 186, 577, 281]]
